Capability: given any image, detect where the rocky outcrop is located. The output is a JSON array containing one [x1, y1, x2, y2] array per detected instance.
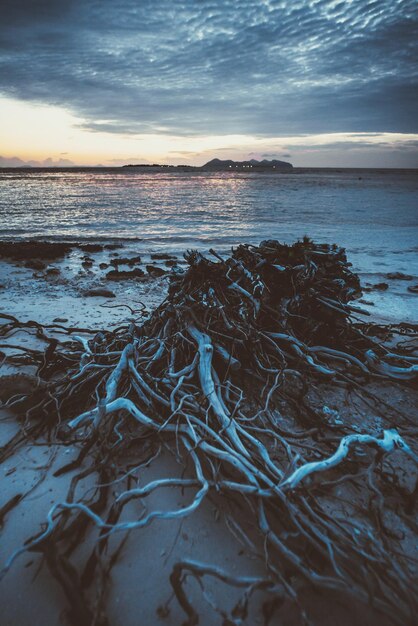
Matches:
[[106, 268, 145, 280]]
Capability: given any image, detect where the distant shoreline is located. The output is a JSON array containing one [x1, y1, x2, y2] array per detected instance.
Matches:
[[1, 166, 417, 174]]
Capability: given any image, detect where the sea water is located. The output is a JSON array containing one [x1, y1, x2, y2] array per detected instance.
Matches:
[[1, 168, 417, 321]]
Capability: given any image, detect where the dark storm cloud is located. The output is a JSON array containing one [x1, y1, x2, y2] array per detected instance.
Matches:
[[0, 0, 417, 135]]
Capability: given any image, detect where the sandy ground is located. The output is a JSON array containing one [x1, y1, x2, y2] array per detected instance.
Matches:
[[0, 247, 175, 329], [0, 247, 417, 625], [2, 397, 414, 626], [0, 415, 273, 626], [357, 273, 418, 324]]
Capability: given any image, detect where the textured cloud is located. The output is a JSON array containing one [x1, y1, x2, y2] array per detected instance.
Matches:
[[0, 0, 417, 137]]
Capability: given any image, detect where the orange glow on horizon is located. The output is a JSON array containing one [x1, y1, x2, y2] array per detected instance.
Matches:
[[1, 96, 417, 168]]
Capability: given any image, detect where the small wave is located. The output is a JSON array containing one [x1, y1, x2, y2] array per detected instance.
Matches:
[[0, 233, 247, 246]]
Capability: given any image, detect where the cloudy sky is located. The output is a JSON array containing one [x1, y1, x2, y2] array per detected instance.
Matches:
[[0, 0, 417, 167]]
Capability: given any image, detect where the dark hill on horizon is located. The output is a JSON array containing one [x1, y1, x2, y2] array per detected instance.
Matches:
[[203, 158, 293, 171]]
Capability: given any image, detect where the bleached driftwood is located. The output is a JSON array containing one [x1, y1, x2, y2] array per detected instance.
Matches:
[[281, 429, 417, 490]]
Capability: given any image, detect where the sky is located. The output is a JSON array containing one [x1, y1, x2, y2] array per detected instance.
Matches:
[[0, 0, 417, 167]]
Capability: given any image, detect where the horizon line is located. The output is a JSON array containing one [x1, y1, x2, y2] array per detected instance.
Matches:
[[1, 164, 418, 170]]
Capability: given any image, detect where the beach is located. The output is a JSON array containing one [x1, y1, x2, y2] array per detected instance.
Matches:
[[1, 0, 417, 620], [2, 0, 418, 620], [0, 171, 417, 626]]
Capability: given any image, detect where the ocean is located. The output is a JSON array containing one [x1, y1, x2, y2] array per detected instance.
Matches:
[[1, 167, 417, 321]]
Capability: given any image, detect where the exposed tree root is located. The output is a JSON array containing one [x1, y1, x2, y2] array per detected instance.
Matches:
[[0, 238, 417, 625]]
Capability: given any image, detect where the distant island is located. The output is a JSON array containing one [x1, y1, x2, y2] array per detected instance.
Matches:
[[202, 158, 293, 171], [123, 157, 293, 172]]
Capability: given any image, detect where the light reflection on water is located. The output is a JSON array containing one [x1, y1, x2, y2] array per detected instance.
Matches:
[[0, 169, 417, 275]]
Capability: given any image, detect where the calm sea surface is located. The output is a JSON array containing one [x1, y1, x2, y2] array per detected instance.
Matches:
[[0, 168, 417, 279]]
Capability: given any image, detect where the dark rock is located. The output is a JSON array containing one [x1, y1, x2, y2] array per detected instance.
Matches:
[[82, 260, 94, 269], [0, 240, 124, 261], [46, 267, 60, 276], [165, 260, 178, 267], [358, 299, 374, 305], [83, 288, 116, 297], [109, 255, 141, 267], [53, 317, 68, 323], [386, 272, 413, 280], [24, 259, 47, 270], [99, 263, 109, 269], [0, 240, 73, 260], [146, 265, 166, 277], [151, 253, 176, 260], [371, 282, 389, 291], [407, 284, 418, 294], [106, 268, 145, 280]]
